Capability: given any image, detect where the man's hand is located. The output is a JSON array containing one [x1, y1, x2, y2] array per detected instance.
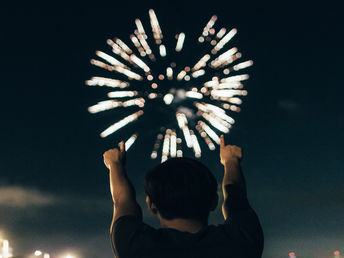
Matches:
[[220, 135, 242, 165], [103, 141, 126, 169]]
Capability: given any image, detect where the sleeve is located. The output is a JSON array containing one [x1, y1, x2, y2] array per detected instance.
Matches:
[[223, 184, 264, 257], [110, 215, 155, 258]]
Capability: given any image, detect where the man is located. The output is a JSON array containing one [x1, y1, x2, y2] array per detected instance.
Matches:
[[103, 135, 264, 258]]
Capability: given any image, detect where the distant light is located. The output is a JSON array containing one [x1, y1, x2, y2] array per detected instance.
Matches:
[[151, 83, 158, 89], [334, 250, 340, 256], [289, 252, 296, 257], [35, 250, 43, 256]]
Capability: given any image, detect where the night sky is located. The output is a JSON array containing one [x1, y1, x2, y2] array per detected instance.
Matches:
[[1, 1, 343, 258]]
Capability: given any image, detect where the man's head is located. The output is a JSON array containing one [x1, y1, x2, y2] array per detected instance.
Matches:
[[144, 157, 218, 222]]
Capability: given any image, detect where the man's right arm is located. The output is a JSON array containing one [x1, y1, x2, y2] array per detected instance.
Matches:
[[220, 135, 247, 219], [220, 135, 264, 257]]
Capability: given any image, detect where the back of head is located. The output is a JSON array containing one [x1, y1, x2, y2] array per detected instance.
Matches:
[[144, 157, 218, 221]]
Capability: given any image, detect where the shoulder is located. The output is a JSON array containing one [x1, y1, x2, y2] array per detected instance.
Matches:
[[111, 215, 158, 257], [220, 209, 264, 257]]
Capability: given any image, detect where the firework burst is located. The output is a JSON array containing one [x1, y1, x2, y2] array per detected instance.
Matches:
[[87, 9, 253, 162]]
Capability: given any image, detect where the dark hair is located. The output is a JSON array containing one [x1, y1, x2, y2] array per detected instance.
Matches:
[[144, 157, 218, 221]]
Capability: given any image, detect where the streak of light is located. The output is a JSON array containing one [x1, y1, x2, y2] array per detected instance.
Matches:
[[107, 39, 132, 63], [216, 28, 226, 39], [85, 77, 129, 88], [220, 74, 249, 83], [211, 28, 237, 54], [217, 82, 243, 89], [191, 69, 205, 78], [134, 20, 154, 59], [91, 59, 142, 80], [202, 113, 230, 133], [161, 129, 171, 162], [175, 33, 185, 52], [190, 130, 201, 157], [100, 110, 144, 138], [170, 130, 177, 157], [210, 47, 241, 68], [192, 54, 211, 71], [223, 97, 243, 105], [210, 47, 238, 68], [229, 98, 243, 105], [166, 67, 173, 80], [130, 55, 150, 72], [176, 113, 193, 148], [107, 91, 138, 98], [135, 19, 146, 35], [176, 112, 187, 128], [114, 37, 133, 54], [125, 134, 138, 150], [220, 52, 242, 67], [88, 100, 121, 114], [211, 89, 247, 98], [90, 59, 115, 72], [198, 121, 220, 144], [185, 91, 203, 99], [163, 93, 174, 105], [149, 9, 163, 44], [201, 15, 218, 37], [204, 80, 219, 87], [136, 31, 154, 57], [95, 51, 127, 68], [159, 44, 167, 57], [130, 34, 146, 56], [122, 98, 145, 107], [151, 133, 163, 159], [177, 70, 187, 81], [233, 60, 254, 71], [113, 66, 144, 80], [204, 103, 235, 124], [222, 103, 241, 112], [195, 124, 216, 150]]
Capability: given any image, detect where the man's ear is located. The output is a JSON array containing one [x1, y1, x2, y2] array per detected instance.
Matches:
[[145, 195, 158, 214], [210, 193, 219, 211]]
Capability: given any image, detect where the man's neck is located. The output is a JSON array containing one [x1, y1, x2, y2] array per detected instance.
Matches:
[[158, 215, 207, 233]]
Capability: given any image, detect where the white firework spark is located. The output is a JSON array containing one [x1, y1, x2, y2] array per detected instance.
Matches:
[[87, 9, 253, 162]]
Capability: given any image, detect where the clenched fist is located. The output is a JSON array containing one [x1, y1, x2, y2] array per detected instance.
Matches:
[[103, 141, 126, 169], [220, 135, 242, 165]]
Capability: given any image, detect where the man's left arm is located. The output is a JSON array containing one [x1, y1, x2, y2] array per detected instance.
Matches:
[[103, 141, 142, 233]]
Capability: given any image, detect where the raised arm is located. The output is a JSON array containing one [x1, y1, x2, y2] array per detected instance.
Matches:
[[220, 135, 247, 219], [103, 141, 142, 233]]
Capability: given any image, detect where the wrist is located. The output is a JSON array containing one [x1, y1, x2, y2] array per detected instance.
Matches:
[[109, 161, 125, 170], [223, 158, 240, 166]]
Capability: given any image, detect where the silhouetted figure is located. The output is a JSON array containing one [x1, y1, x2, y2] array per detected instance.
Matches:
[[103, 135, 263, 258]]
